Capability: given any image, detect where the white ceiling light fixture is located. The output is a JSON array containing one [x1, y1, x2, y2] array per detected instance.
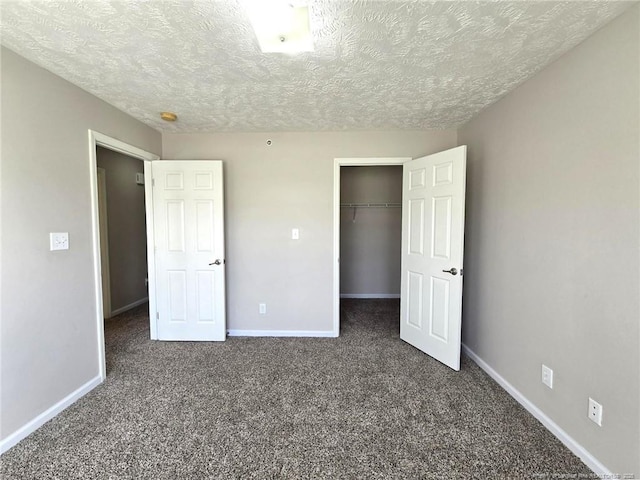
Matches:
[[242, 0, 314, 54]]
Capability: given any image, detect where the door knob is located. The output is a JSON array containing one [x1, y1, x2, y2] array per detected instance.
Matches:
[[209, 259, 222, 266], [442, 267, 458, 276]]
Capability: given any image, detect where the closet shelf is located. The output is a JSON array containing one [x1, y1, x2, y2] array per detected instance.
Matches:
[[340, 202, 401, 208]]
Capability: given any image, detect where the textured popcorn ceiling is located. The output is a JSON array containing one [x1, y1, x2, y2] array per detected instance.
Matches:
[[0, 1, 633, 132]]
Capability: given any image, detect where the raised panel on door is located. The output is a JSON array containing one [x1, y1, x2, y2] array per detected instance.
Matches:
[[166, 200, 185, 252], [431, 196, 452, 260], [433, 162, 453, 186], [409, 168, 426, 190], [165, 172, 184, 190], [429, 276, 450, 342], [195, 200, 215, 253], [196, 270, 215, 323], [168, 270, 187, 322], [408, 199, 425, 256], [194, 172, 213, 190], [406, 271, 424, 329]]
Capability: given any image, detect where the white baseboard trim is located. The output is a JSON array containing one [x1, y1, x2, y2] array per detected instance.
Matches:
[[461, 344, 611, 476], [0, 375, 103, 454], [110, 297, 148, 317], [227, 329, 337, 338], [340, 294, 400, 299]]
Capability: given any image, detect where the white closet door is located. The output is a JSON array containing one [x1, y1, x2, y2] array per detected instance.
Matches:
[[400, 146, 466, 370]]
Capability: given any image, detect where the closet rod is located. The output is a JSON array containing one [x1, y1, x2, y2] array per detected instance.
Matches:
[[339, 202, 401, 208]]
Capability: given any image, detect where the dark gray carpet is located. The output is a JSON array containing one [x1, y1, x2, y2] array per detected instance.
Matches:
[[1, 299, 590, 479]]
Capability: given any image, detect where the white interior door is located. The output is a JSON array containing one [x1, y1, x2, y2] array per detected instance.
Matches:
[[152, 160, 226, 341], [400, 146, 466, 370]]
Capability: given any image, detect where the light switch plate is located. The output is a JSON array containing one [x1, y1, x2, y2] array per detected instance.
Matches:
[[541, 364, 553, 389], [50, 232, 69, 251], [292, 228, 299, 240]]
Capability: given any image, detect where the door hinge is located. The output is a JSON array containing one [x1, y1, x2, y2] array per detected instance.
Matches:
[[156, 312, 159, 320], [152, 178, 155, 187]]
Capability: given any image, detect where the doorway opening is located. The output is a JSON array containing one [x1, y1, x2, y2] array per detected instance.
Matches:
[[340, 165, 403, 287], [89, 131, 159, 381], [339, 164, 404, 338], [332, 158, 410, 336], [96, 146, 148, 320]]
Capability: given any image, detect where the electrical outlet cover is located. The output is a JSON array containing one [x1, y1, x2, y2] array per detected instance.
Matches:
[[588, 397, 603, 426]]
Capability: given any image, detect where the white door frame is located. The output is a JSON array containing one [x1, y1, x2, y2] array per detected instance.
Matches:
[[88, 130, 160, 381], [332, 157, 411, 336]]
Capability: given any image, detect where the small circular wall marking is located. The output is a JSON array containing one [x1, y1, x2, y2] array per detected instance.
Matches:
[[266, 140, 272, 146]]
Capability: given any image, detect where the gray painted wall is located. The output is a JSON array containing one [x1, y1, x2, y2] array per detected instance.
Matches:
[[3, 5, 638, 472], [340, 166, 402, 296], [0, 47, 161, 442], [458, 6, 639, 474], [162, 131, 457, 332], [96, 147, 148, 313]]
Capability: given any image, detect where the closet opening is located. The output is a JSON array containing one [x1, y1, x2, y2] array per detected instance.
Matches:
[[338, 165, 403, 335]]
